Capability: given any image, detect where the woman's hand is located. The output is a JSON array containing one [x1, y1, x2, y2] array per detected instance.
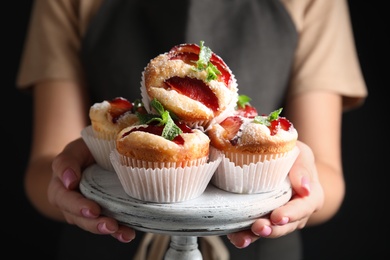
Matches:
[[227, 141, 324, 248], [48, 138, 136, 243]]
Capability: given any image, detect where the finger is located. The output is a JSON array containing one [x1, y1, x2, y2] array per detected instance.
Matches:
[[52, 138, 95, 189], [52, 182, 100, 217], [271, 193, 313, 219], [228, 213, 306, 248], [252, 218, 305, 239], [48, 175, 135, 238], [227, 229, 258, 248], [253, 199, 311, 234], [288, 141, 315, 197], [111, 225, 137, 243], [66, 213, 119, 235], [49, 177, 119, 235], [239, 213, 306, 242], [48, 176, 101, 217]]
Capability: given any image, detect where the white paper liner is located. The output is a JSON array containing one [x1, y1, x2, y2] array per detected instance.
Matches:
[[140, 69, 152, 113], [110, 148, 223, 203], [211, 146, 300, 194], [223, 150, 289, 166], [81, 126, 115, 172], [118, 155, 209, 169]]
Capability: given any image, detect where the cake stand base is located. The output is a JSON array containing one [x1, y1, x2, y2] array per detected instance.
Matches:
[[80, 164, 292, 259]]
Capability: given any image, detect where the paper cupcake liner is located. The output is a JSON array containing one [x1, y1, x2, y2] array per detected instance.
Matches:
[[110, 148, 223, 203], [211, 146, 300, 194], [140, 70, 152, 114], [223, 150, 289, 166], [118, 155, 209, 169], [81, 125, 116, 172]]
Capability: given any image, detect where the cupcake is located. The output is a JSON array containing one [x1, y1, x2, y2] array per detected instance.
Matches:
[[110, 99, 222, 203], [81, 97, 145, 171], [141, 41, 238, 130], [207, 108, 299, 193]]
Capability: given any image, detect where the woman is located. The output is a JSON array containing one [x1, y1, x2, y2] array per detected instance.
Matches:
[[17, 0, 367, 259]]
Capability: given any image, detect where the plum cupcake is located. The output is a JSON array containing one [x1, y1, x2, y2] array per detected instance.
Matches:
[[110, 99, 222, 203], [81, 97, 145, 171], [207, 108, 299, 193], [141, 41, 238, 130]]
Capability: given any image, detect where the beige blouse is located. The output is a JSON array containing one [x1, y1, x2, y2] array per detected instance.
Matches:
[[17, 0, 367, 110]]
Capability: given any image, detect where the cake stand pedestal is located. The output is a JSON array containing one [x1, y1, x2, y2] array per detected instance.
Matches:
[[80, 164, 292, 259]]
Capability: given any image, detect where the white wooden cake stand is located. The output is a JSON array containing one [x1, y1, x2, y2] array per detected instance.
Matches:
[[80, 164, 292, 259]]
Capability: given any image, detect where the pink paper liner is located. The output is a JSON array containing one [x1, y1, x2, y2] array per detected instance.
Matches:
[[211, 146, 300, 194], [81, 126, 115, 172], [110, 148, 223, 203]]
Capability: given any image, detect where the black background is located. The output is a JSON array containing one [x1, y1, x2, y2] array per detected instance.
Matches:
[[3, 1, 387, 259]]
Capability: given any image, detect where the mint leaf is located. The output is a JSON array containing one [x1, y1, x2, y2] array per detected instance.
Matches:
[[136, 112, 156, 124], [196, 41, 212, 70], [206, 62, 220, 81], [136, 98, 183, 141], [193, 41, 221, 82], [253, 108, 283, 126], [237, 95, 252, 109], [150, 98, 165, 115], [162, 114, 182, 140], [253, 115, 270, 126], [268, 108, 282, 121]]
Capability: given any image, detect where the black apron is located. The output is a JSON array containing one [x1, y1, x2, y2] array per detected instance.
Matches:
[[80, 0, 297, 113], [57, 0, 302, 259]]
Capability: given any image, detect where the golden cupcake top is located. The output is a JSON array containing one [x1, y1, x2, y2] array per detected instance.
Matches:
[[89, 97, 145, 138], [116, 99, 210, 164], [207, 108, 298, 154], [141, 41, 238, 128]]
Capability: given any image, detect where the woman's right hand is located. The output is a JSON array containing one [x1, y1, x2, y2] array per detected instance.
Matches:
[[48, 137, 136, 243]]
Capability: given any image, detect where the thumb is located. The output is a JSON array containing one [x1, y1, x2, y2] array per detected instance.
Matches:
[[288, 141, 315, 197]]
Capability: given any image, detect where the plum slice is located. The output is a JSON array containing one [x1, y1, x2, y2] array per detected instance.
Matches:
[[121, 121, 192, 145], [164, 76, 219, 112], [168, 43, 232, 87]]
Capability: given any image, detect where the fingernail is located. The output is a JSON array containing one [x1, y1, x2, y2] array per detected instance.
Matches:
[[81, 208, 98, 218], [301, 176, 311, 195], [115, 233, 133, 243], [257, 225, 272, 237], [227, 235, 251, 248], [62, 168, 77, 188], [239, 237, 251, 248], [275, 217, 289, 225], [98, 222, 115, 234]]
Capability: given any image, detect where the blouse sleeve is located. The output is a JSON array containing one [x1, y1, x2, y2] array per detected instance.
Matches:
[[16, 0, 101, 89], [282, 0, 368, 110]]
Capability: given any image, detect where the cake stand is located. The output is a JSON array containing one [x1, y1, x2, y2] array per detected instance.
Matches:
[[80, 164, 292, 259]]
